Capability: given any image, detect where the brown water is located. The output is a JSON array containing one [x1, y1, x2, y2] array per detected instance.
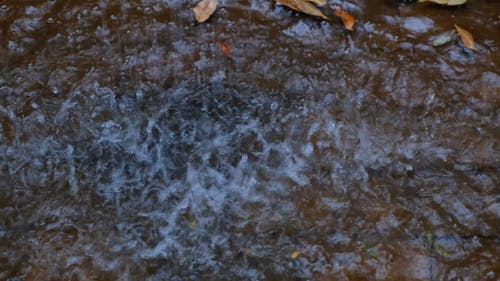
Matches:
[[0, 0, 499, 280]]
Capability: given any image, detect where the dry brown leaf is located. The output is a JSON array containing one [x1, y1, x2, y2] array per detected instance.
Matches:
[[333, 6, 355, 31], [418, 0, 467, 6], [455, 25, 477, 51], [276, 0, 329, 20], [193, 0, 218, 23]]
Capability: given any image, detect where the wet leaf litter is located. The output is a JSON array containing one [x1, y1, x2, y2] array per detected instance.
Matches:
[[429, 25, 477, 50], [192, 0, 479, 53]]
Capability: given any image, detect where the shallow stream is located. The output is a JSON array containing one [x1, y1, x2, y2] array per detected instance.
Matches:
[[0, 0, 499, 280]]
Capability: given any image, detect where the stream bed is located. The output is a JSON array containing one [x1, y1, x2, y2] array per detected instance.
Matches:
[[0, 0, 499, 280]]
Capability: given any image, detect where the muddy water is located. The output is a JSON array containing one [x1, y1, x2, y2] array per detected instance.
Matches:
[[0, 0, 499, 280]]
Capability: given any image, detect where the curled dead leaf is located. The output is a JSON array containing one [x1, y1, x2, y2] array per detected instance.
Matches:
[[193, 0, 218, 23], [455, 25, 477, 51], [418, 0, 467, 6], [333, 6, 355, 31], [276, 0, 329, 20]]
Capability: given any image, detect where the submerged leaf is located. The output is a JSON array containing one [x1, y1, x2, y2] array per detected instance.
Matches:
[[217, 41, 231, 56], [276, 0, 329, 20], [418, 0, 467, 6], [431, 31, 455, 47], [193, 0, 218, 23], [333, 6, 355, 31], [291, 250, 300, 259], [455, 25, 477, 50]]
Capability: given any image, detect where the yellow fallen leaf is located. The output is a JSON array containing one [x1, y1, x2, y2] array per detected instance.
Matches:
[[418, 0, 467, 6], [193, 0, 218, 23], [333, 6, 355, 31], [291, 250, 300, 259], [276, 0, 329, 20], [455, 25, 477, 51]]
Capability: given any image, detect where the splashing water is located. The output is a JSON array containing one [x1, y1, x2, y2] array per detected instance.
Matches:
[[0, 0, 499, 280]]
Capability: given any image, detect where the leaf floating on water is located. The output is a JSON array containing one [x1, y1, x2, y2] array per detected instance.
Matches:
[[291, 250, 300, 259], [431, 31, 455, 47], [193, 0, 218, 23], [418, 0, 467, 6], [455, 25, 477, 51], [333, 6, 355, 31], [276, 0, 329, 20]]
